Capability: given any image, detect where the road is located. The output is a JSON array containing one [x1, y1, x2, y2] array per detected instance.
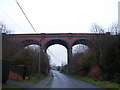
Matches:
[[33, 70, 105, 89]]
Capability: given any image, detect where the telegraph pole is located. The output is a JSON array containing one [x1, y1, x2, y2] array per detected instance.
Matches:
[[38, 46, 40, 74]]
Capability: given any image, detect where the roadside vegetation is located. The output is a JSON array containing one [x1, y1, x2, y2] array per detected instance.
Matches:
[[2, 36, 50, 76], [2, 23, 50, 87], [23, 74, 46, 84], [61, 23, 120, 88], [76, 76, 120, 89]]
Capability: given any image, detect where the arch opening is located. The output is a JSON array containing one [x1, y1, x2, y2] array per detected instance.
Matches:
[[21, 39, 41, 74], [24, 44, 40, 73], [47, 44, 67, 67], [72, 44, 89, 54], [72, 39, 93, 55]]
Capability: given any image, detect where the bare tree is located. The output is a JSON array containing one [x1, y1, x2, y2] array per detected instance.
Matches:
[[40, 50, 50, 75], [90, 23, 105, 34], [0, 22, 12, 34], [109, 23, 118, 35]]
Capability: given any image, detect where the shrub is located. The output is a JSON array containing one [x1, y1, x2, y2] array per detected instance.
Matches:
[[103, 72, 120, 84], [112, 73, 120, 83], [88, 65, 103, 80]]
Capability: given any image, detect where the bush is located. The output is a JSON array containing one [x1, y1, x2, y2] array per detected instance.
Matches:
[[112, 73, 120, 83], [88, 65, 103, 80], [103, 73, 120, 84], [79, 51, 97, 71]]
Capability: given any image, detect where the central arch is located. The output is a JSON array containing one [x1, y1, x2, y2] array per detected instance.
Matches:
[[44, 39, 71, 67]]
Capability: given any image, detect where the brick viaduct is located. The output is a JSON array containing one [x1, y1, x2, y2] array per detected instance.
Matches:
[[3, 33, 107, 65]]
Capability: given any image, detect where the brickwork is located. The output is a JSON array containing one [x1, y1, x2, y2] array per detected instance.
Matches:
[[8, 71, 23, 80]]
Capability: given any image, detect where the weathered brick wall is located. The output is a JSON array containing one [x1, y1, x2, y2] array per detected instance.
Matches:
[[8, 71, 23, 81]]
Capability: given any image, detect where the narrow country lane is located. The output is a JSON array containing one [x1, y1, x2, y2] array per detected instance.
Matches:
[[33, 70, 105, 89]]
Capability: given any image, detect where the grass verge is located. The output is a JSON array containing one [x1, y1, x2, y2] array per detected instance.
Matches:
[[75, 76, 120, 89], [2, 83, 22, 88], [62, 72, 120, 89], [23, 74, 46, 84]]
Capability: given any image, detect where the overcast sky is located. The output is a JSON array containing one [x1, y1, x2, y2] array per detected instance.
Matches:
[[0, 0, 119, 66]]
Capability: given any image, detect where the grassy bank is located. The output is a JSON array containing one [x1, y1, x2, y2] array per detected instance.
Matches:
[[23, 74, 46, 84], [63, 72, 120, 89]]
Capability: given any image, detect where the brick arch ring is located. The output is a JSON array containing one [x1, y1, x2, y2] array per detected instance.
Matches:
[[22, 38, 40, 47], [44, 38, 69, 51]]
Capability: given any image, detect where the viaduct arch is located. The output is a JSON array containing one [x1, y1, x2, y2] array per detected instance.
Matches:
[[45, 39, 69, 51]]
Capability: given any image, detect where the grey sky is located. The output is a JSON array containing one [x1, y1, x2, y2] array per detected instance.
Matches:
[[0, 0, 119, 66]]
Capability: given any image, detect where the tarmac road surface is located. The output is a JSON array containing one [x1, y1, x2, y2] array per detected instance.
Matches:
[[33, 70, 105, 89]]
